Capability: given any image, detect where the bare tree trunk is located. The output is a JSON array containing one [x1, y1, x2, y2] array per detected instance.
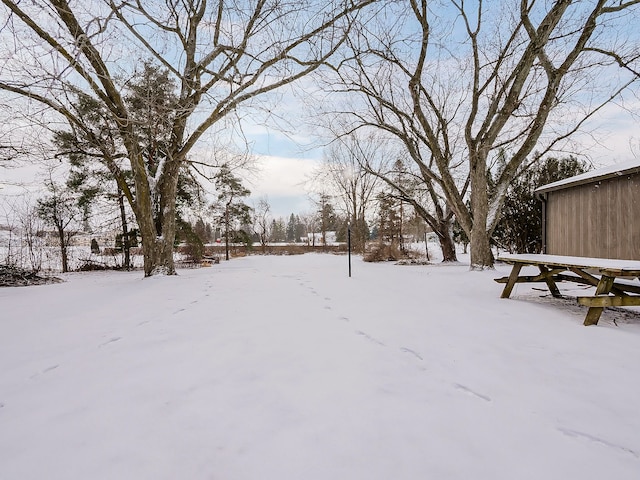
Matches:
[[133, 174, 175, 276], [117, 189, 131, 270], [224, 205, 230, 261], [139, 221, 160, 277], [157, 169, 179, 274], [469, 156, 494, 269], [436, 220, 458, 263], [409, 198, 458, 263], [56, 225, 69, 273], [128, 146, 180, 276]]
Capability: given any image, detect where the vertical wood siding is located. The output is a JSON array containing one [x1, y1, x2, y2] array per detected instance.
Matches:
[[545, 173, 640, 259]]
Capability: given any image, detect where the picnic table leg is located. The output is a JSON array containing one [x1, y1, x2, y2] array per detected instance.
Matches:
[[584, 275, 615, 326], [539, 265, 562, 298], [501, 263, 523, 298]]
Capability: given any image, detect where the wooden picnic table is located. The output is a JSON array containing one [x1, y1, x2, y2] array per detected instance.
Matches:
[[495, 254, 640, 326]]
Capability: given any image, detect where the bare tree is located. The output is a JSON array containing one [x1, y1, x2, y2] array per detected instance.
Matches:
[[0, 0, 376, 276], [325, 131, 458, 260], [314, 133, 380, 253], [253, 197, 272, 251], [36, 178, 81, 273], [15, 198, 45, 272], [325, 0, 640, 268], [0, 196, 45, 270], [309, 192, 339, 248], [297, 212, 317, 245]]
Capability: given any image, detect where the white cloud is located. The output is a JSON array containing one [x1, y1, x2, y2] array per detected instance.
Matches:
[[572, 99, 640, 167], [248, 155, 319, 197], [246, 155, 321, 218]]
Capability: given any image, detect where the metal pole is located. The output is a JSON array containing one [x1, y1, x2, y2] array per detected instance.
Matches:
[[348, 224, 352, 277]]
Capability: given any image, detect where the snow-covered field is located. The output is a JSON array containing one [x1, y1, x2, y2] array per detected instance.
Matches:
[[1, 253, 639, 479]]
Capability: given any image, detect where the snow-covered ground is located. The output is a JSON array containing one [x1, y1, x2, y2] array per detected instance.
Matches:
[[1, 253, 639, 480]]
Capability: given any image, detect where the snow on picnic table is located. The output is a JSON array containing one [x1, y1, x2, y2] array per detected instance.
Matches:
[[498, 253, 640, 272], [1, 253, 639, 480]]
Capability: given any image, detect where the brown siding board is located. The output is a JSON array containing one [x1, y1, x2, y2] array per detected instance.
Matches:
[[632, 176, 640, 259], [544, 172, 640, 260]]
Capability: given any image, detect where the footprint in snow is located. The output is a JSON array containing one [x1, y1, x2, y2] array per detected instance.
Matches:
[[355, 330, 385, 346], [454, 383, 492, 402], [400, 347, 423, 360], [99, 337, 122, 348], [557, 427, 639, 458], [29, 364, 60, 379]]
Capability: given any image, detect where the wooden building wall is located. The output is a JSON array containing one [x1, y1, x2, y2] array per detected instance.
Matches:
[[544, 173, 640, 260]]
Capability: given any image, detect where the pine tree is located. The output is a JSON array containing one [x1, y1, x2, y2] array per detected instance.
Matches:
[[286, 214, 297, 243], [493, 156, 589, 253], [270, 218, 287, 243], [212, 166, 252, 260]]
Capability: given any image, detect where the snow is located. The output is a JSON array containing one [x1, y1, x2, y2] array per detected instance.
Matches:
[[1, 253, 640, 479], [535, 158, 640, 194], [499, 253, 640, 271]]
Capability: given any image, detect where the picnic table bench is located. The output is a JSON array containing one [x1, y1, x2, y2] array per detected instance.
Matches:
[[495, 254, 640, 326]]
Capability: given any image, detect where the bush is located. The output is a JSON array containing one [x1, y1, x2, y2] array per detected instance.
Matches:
[[363, 242, 403, 262]]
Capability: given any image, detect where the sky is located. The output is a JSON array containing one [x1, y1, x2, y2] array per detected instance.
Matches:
[[1, 252, 640, 479], [246, 155, 320, 220], [2, 1, 640, 223], [1, 98, 639, 223], [241, 100, 640, 219]]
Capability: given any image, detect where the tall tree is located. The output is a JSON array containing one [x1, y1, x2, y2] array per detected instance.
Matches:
[[36, 179, 80, 273], [269, 218, 287, 243], [212, 165, 252, 261], [294, 215, 307, 243], [343, 135, 457, 261], [376, 191, 402, 245], [253, 197, 272, 250], [0, 0, 376, 276], [193, 218, 212, 244], [52, 64, 187, 270], [286, 214, 297, 243], [318, 133, 380, 253], [314, 193, 339, 247], [326, 0, 640, 268]]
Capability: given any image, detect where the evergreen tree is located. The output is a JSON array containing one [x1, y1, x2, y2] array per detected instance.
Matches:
[[294, 215, 307, 243], [53, 63, 205, 270], [193, 218, 212, 244], [376, 192, 402, 244], [269, 218, 287, 243], [212, 165, 252, 260], [286, 214, 297, 243], [493, 156, 589, 253], [315, 193, 339, 246]]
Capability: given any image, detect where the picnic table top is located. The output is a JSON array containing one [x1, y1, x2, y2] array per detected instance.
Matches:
[[497, 253, 640, 275]]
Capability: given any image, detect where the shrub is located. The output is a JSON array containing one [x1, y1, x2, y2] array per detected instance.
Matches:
[[363, 242, 403, 262]]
